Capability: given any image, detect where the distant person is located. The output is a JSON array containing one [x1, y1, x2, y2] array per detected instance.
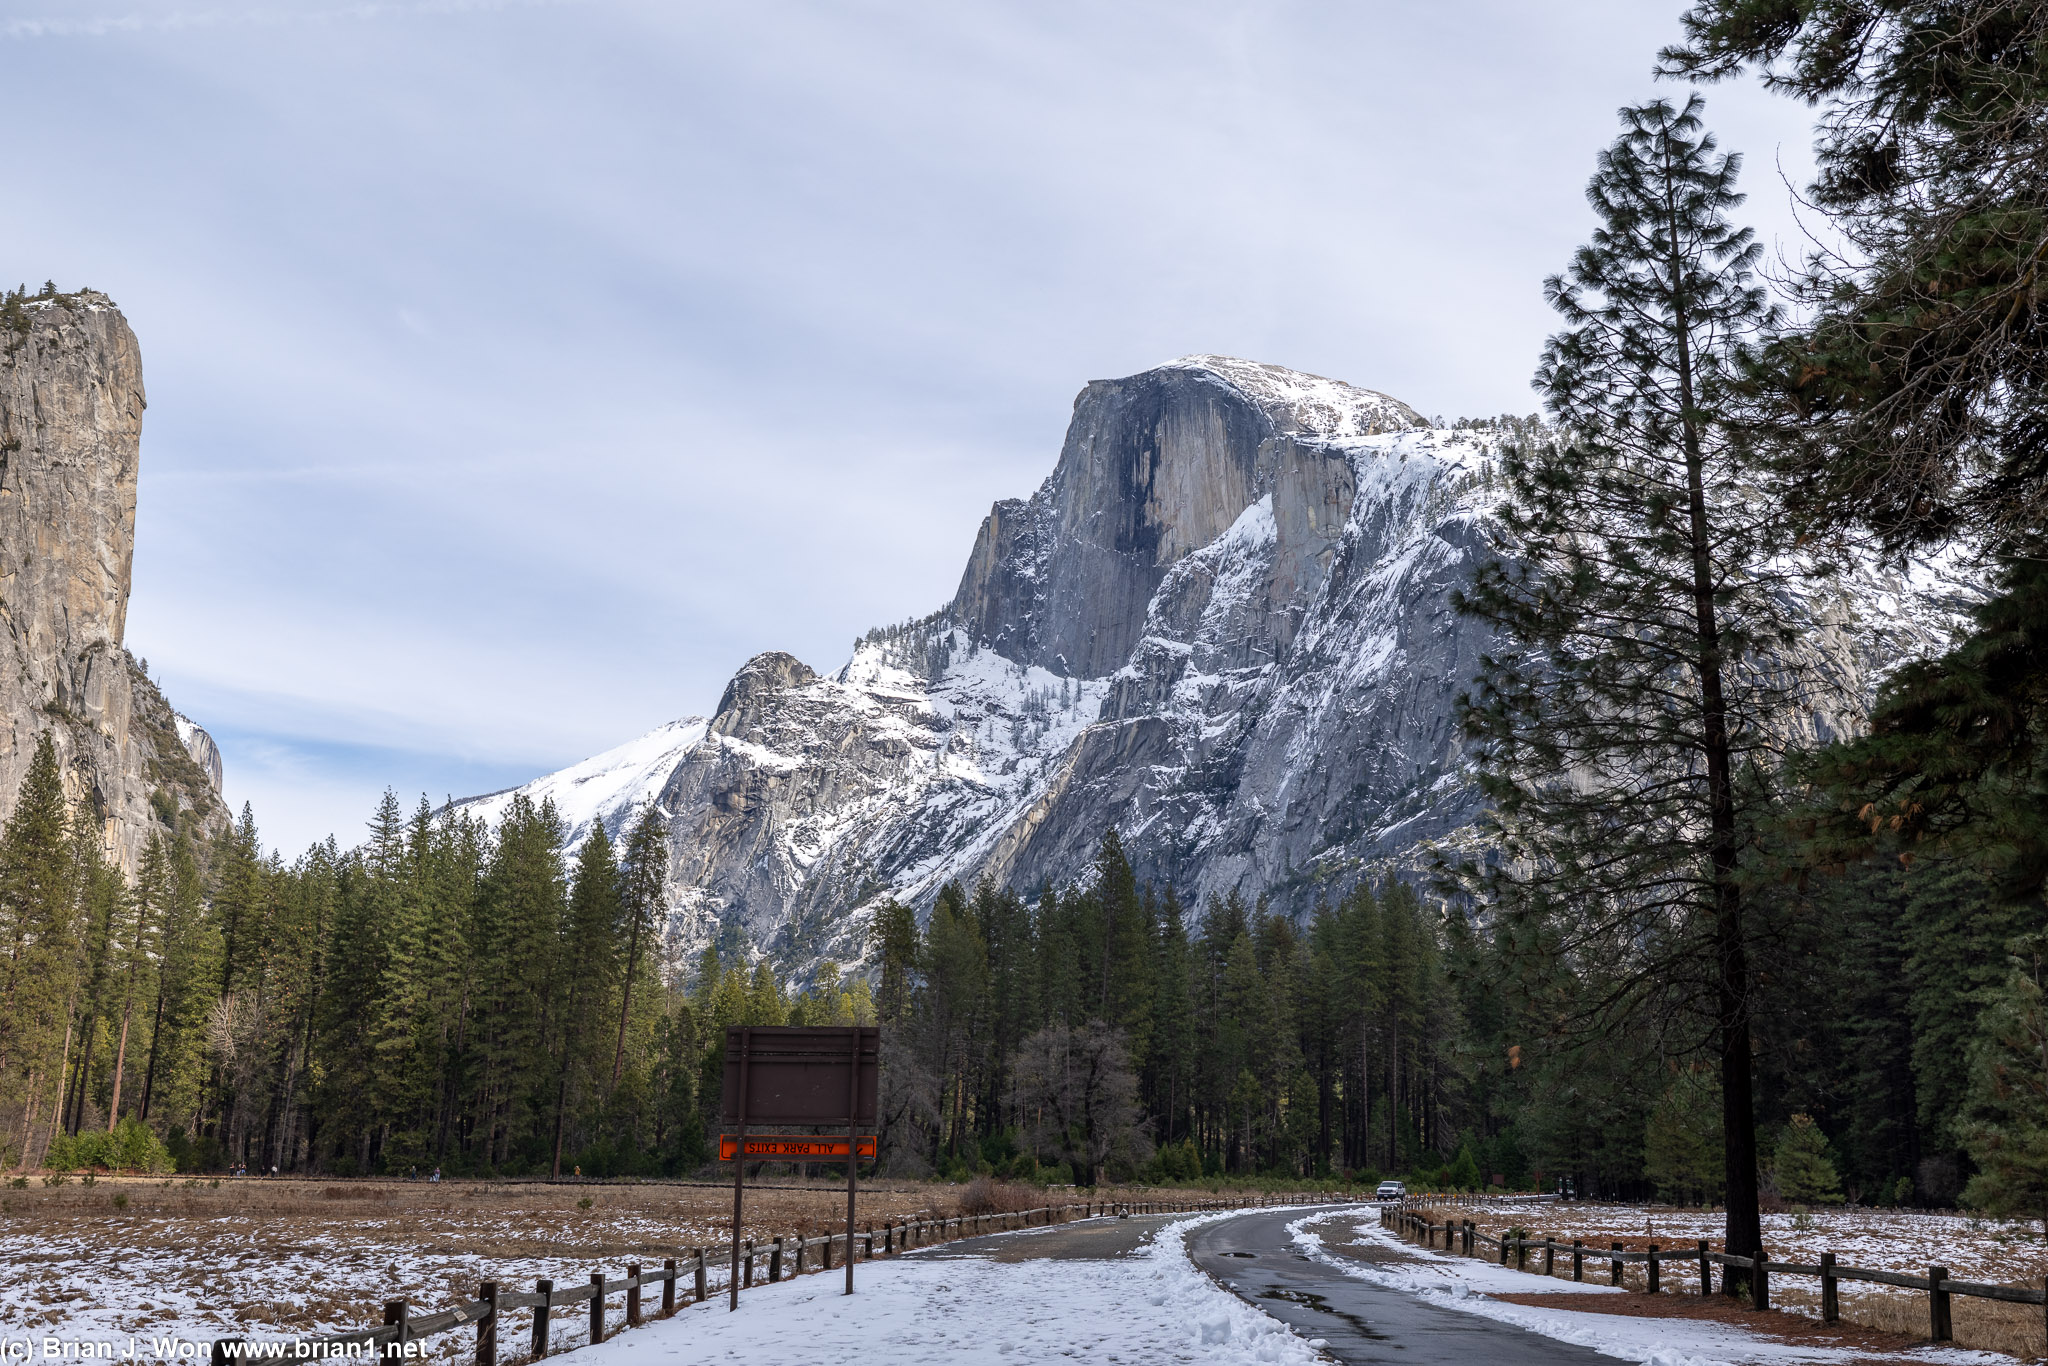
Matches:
[[430, 1167, 441, 1183]]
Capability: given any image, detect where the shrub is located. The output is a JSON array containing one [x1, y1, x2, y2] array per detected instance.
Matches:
[[44, 1120, 173, 1175], [111, 1192, 128, 1210], [1152, 1139, 1202, 1183], [956, 1176, 1039, 1215]]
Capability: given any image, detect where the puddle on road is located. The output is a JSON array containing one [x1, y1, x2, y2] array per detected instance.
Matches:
[[1259, 1286, 1390, 1340], [1224, 1251, 1256, 1258]]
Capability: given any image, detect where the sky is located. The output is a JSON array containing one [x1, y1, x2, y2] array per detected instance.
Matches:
[[2, 0, 1826, 855]]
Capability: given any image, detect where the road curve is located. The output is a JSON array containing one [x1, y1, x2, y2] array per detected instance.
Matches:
[[1186, 1207, 1613, 1365]]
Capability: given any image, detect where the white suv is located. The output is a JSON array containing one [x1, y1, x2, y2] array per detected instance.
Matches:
[[1375, 1180, 1406, 1200]]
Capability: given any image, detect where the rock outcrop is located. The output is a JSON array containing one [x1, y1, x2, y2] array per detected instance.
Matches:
[[0, 289, 225, 869], [461, 355, 1966, 981]]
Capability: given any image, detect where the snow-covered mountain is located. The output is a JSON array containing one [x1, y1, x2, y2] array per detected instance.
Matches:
[[456, 355, 1965, 981]]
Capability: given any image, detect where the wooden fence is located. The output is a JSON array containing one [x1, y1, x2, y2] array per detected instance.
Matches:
[[1385, 1204, 2048, 1346], [206, 1192, 1344, 1365]]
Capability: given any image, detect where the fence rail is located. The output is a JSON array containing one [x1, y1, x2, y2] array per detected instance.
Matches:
[[207, 1192, 1349, 1365], [1383, 1203, 2048, 1346]]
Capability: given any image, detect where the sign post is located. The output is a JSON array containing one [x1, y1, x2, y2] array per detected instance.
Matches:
[[843, 1024, 859, 1298], [719, 1025, 879, 1307]]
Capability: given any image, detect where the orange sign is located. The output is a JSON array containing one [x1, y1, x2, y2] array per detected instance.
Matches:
[[718, 1134, 877, 1161]]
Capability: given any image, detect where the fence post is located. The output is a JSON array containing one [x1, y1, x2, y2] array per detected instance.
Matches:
[[1818, 1252, 1836, 1323], [476, 1281, 497, 1366], [794, 1235, 807, 1276], [1647, 1245, 1660, 1294], [588, 1273, 604, 1345], [1751, 1256, 1769, 1311], [1929, 1265, 1951, 1343], [1516, 1235, 1528, 1271], [1610, 1244, 1624, 1287], [823, 1232, 835, 1270], [769, 1237, 784, 1283], [693, 1250, 707, 1303], [1500, 1231, 1510, 1266], [1697, 1240, 1711, 1295], [384, 1301, 408, 1366], [1573, 1239, 1584, 1282], [741, 1239, 753, 1288], [1543, 1237, 1555, 1277], [1463, 1220, 1474, 1257], [627, 1264, 641, 1326], [210, 1341, 244, 1366], [662, 1259, 676, 1317], [531, 1278, 552, 1359]]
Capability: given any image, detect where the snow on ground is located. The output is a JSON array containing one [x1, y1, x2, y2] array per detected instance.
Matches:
[[1, 1181, 946, 1359], [1434, 1201, 2048, 1313], [577, 1211, 1321, 1366], [1291, 1213, 2017, 1366]]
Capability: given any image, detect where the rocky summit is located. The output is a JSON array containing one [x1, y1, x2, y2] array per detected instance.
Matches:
[[460, 355, 1964, 980], [0, 290, 226, 870]]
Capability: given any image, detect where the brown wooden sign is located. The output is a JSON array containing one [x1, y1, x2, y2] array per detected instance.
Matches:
[[718, 1134, 876, 1161], [721, 1024, 880, 1308], [719, 1025, 878, 1125]]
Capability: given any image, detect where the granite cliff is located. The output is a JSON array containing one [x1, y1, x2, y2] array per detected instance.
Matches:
[[0, 288, 225, 870], [461, 355, 1963, 979]]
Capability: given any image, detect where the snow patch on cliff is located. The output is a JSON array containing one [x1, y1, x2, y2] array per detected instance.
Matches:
[[459, 716, 706, 847]]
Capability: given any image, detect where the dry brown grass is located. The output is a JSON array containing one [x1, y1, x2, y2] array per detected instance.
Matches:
[[1, 1175, 1297, 1352]]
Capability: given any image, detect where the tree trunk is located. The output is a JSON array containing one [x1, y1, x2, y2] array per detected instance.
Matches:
[[138, 977, 169, 1121], [1664, 187, 1762, 1270], [551, 1069, 570, 1179], [105, 1001, 134, 1129]]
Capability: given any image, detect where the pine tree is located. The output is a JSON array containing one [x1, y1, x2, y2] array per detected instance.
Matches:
[[612, 810, 668, 1087], [1664, 0, 2048, 559], [1645, 1068, 1724, 1203], [1455, 96, 1794, 1267], [213, 805, 265, 998], [60, 805, 121, 1136], [137, 836, 217, 1135], [0, 733, 81, 1166], [1960, 932, 2048, 1235], [920, 883, 987, 1160], [1773, 1114, 1845, 1205], [1148, 887, 1195, 1145], [870, 900, 919, 1026], [552, 824, 619, 1176], [103, 837, 169, 1130]]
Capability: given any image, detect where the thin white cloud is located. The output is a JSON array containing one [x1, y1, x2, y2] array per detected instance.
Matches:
[[0, 0, 580, 40]]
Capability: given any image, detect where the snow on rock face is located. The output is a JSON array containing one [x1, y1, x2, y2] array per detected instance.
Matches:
[[457, 355, 1969, 984], [458, 716, 709, 851]]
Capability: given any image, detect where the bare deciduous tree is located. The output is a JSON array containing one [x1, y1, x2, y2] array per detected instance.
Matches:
[[1013, 1021, 1150, 1186]]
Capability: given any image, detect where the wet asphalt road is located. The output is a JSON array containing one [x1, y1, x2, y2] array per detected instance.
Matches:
[[910, 1205, 1612, 1364], [907, 1211, 1188, 1262], [1186, 1208, 1614, 1365]]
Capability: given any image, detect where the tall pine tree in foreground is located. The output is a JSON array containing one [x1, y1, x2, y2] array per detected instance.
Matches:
[[1455, 95, 1800, 1268]]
